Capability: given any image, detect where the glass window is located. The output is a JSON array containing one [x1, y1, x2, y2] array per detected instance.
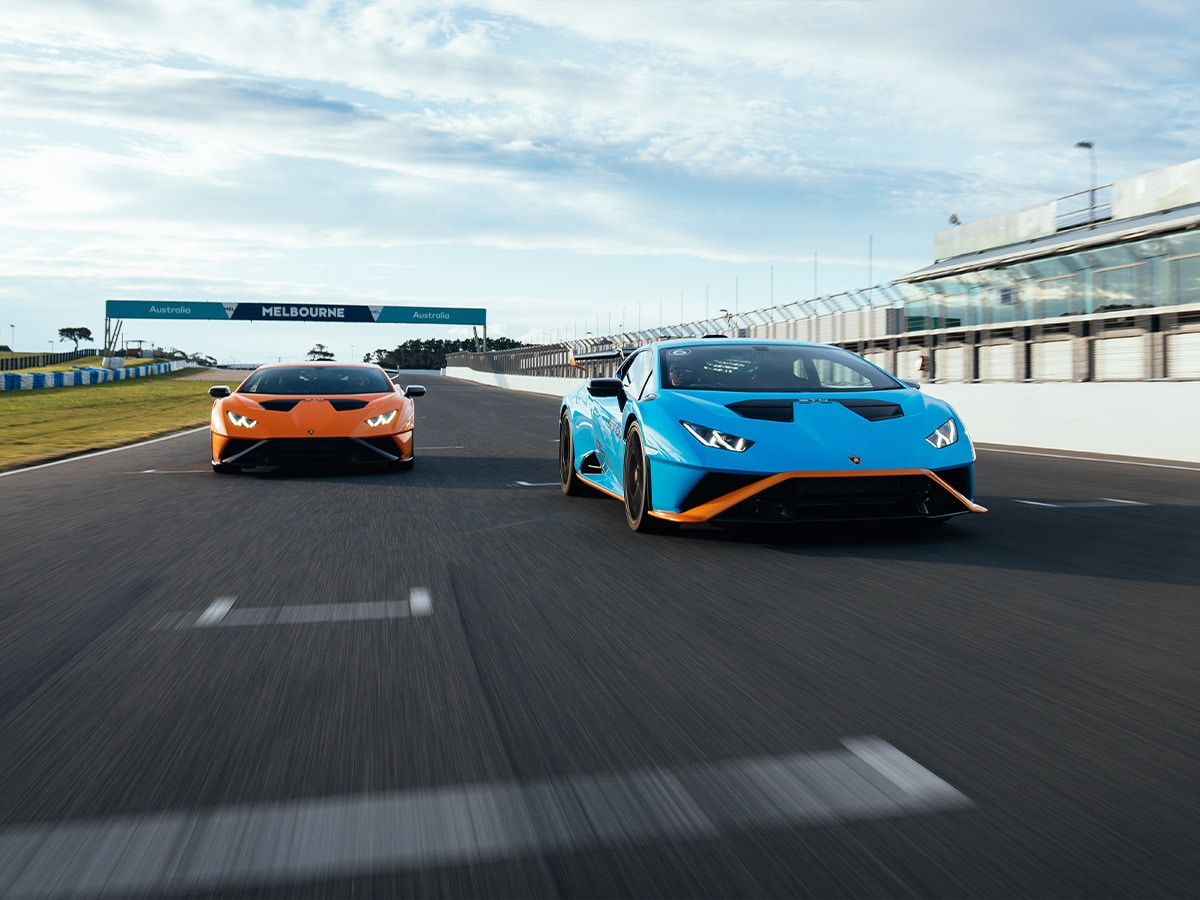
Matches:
[[1172, 255, 1200, 306], [1035, 273, 1084, 318], [982, 283, 1022, 324], [619, 350, 654, 400], [1094, 262, 1149, 312], [941, 289, 974, 328], [659, 343, 900, 393], [240, 366, 394, 395]]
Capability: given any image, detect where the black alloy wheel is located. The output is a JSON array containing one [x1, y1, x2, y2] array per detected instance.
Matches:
[[559, 413, 589, 496], [623, 423, 671, 533]]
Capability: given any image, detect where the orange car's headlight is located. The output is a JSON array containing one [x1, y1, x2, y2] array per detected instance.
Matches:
[[364, 409, 399, 428], [226, 410, 258, 428]]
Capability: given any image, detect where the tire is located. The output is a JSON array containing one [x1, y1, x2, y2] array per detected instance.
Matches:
[[559, 413, 589, 496], [623, 424, 671, 533]]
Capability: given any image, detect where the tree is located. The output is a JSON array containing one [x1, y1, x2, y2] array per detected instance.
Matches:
[[307, 343, 335, 361], [367, 337, 528, 370], [58, 327, 94, 351]]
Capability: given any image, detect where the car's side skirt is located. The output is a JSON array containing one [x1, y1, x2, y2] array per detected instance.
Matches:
[[656, 468, 988, 523]]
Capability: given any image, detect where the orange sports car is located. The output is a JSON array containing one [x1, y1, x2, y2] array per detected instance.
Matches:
[[208, 362, 426, 474]]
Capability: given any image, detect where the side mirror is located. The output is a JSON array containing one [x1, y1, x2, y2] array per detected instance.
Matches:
[[208, 385, 231, 398], [586, 377, 624, 399], [404, 385, 427, 398], [899, 379, 921, 390]]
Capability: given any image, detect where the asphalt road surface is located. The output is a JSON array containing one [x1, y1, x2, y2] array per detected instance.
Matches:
[[1, 374, 1197, 899]]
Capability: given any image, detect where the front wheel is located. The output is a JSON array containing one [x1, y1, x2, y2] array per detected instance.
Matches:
[[559, 413, 589, 496], [623, 424, 671, 533]]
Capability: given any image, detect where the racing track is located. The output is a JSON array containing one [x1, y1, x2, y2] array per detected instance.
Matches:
[[0, 374, 1197, 898]]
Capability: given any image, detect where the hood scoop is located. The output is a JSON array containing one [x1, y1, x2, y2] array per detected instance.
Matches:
[[258, 399, 300, 412], [835, 399, 904, 421], [726, 398, 904, 423], [256, 398, 370, 412], [726, 399, 796, 422]]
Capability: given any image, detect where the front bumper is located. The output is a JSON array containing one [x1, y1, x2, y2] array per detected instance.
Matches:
[[657, 465, 985, 524], [212, 434, 412, 469]]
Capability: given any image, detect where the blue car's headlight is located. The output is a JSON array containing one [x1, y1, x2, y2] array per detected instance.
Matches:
[[925, 418, 959, 449], [681, 421, 754, 452], [365, 409, 398, 427], [226, 410, 258, 428]]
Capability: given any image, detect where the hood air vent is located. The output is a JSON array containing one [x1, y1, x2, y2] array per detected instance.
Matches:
[[726, 398, 904, 423]]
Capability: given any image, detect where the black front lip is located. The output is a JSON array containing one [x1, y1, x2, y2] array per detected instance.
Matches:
[[218, 437, 402, 469]]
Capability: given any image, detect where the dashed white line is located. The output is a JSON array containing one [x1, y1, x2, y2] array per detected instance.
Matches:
[[1014, 498, 1150, 509], [0, 739, 971, 898], [408, 587, 433, 616], [194, 596, 236, 627], [163, 590, 435, 629]]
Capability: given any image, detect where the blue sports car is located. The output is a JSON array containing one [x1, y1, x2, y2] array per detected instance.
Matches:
[[558, 337, 986, 532]]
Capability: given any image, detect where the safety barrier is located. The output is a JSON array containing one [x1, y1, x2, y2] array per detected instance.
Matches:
[[0, 361, 188, 391]]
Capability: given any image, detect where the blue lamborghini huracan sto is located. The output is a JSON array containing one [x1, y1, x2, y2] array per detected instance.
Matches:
[[558, 338, 987, 532]]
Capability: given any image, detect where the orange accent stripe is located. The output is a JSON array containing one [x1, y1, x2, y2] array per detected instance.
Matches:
[[654, 468, 987, 523]]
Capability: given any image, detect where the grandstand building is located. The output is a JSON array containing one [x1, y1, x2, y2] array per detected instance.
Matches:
[[894, 157, 1200, 381]]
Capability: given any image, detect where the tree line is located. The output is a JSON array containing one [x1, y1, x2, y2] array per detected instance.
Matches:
[[358, 337, 527, 369]]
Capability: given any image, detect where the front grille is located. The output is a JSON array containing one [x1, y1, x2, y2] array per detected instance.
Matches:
[[221, 437, 400, 468], [685, 471, 972, 523]]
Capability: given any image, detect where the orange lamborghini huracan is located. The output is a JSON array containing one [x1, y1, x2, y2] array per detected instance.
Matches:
[[208, 362, 426, 474]]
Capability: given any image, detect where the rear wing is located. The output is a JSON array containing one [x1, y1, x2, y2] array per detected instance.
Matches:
[[568, 346, 635, 370]]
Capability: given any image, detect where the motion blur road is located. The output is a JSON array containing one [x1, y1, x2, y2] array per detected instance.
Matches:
[[1, 375, 1197, 898]]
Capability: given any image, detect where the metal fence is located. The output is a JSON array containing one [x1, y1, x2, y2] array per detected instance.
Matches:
[[0, 348, 101, 372], [447, 294, 1200, 383]]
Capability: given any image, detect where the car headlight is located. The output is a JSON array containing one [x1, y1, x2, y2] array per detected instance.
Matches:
[[925, 418, 959, 449], [365, 409, 398, 427], [226, 410, 258, 428], [681, 421, 754, 452]]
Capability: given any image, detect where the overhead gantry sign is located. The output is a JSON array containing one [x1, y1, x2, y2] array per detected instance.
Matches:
[[105, 300, 486, 326], [104, 299, 489, 351]]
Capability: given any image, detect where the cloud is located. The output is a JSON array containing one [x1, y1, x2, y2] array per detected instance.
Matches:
[[4, 0, 1200, 359]]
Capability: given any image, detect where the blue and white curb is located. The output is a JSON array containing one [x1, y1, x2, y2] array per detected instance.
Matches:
[[1, 361, 188, 391]]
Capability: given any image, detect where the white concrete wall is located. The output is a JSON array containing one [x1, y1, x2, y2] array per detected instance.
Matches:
[[923, 383, 1200, 463], [445, 367, 1200, 464]]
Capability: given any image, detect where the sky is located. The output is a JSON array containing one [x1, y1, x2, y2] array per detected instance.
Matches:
[[3, 0, 1199, 365]]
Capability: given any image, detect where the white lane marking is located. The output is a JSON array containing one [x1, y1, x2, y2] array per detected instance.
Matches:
[[980, 446, 1200, 472], [0, 427, 210, 478], [0, 740, 970, 898], [419, 444, 466, 450], [515, 481, 559, 487], [162, 591, 436, 629], [408, 586, 433, 617], [194, 597, 236, 627], [842, 737, 969, 805], [1014, 498, 1150, 509]]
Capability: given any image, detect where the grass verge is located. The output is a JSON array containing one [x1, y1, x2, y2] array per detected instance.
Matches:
[[0, 369, 214, 472]]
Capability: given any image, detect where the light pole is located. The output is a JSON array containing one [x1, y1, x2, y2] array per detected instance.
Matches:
[[1075, 141, 1097, 225]]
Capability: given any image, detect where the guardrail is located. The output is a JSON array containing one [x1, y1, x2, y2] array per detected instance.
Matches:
[[447, 303, 1200, 384]]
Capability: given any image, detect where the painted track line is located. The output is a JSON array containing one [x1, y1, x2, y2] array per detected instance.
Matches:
[[0, 739, 971, 898], [0, 427, 209, 478], [979, 446, 1200, 472]]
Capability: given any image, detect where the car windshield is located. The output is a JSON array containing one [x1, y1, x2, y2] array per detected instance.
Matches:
[[659, 344, 901, 392], [238, 366, 395, 395]]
